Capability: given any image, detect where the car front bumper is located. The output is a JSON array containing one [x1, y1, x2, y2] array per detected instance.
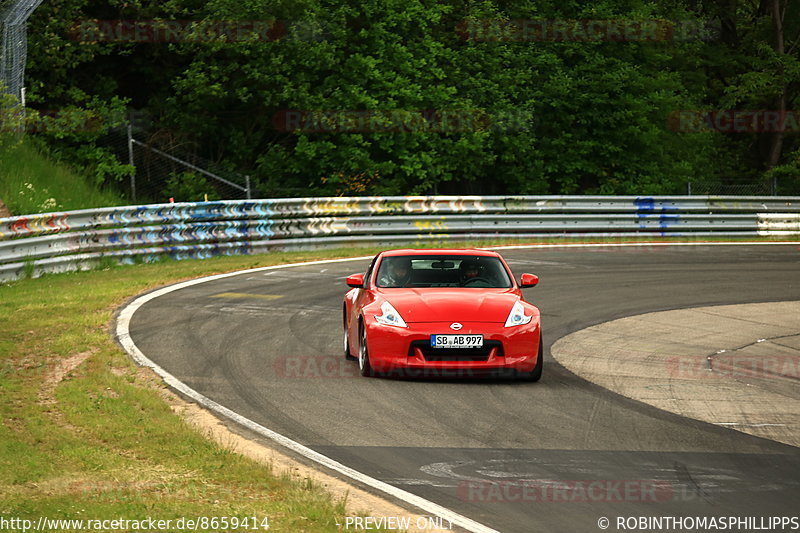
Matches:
[[364, 319, 541, 376]]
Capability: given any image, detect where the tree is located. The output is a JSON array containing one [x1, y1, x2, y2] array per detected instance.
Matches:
[[25, 0, 794, 196]]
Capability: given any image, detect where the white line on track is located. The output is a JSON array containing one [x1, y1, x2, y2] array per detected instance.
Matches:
[[483, 240, 800, 251], [114, 242, 800, 533]]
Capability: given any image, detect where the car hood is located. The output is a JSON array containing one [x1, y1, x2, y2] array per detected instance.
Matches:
[[381, 288, 522, 323]]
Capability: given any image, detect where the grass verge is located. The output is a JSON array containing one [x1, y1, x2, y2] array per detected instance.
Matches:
[[0, 247, 396, 532], [0, 139, 124, 216]]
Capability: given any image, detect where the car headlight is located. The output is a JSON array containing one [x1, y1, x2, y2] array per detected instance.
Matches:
[[374, 301, 408, 328], [504, 301, 532, 327]]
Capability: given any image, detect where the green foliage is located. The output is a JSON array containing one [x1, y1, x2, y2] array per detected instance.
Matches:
[[163, 171, 223, 201], [672, 0, 799, 192], [22, 0, 800, 197], [155, 0, 712, 195], [765, 147, 800, 195], [29, 95, 133, 188], [0, 88, 24, 154]]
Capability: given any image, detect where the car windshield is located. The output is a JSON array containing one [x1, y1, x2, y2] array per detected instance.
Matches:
[[375, 255, 512, 288]]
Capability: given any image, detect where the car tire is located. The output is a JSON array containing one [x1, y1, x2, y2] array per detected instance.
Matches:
[[518, 338, 543, 382], [344, 312, 356, 360], [358, 321, 374, 377]]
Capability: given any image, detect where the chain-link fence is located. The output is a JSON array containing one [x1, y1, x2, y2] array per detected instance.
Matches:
[[0, 0, 44, 103], [687, 181, 774, 196], [98, 123, 254, 204]]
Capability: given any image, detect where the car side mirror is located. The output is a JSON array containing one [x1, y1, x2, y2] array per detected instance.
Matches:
[[346, 273, 365, 288], [519, 273, 539, 288]]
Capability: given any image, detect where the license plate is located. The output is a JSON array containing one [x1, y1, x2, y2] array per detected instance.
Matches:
[[431, 334, 484, 349]]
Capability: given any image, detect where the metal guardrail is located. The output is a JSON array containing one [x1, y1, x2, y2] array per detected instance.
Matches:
[[1, 195, 798, 282]]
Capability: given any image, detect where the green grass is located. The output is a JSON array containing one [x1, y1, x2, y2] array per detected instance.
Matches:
[[0, 248, 400, 532], [0, 139, 124, 216]]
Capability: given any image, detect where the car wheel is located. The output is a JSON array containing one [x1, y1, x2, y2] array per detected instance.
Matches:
[[358, 322, 374, 377], [344, 313, 356, 360], [518, 337, 543, 382]]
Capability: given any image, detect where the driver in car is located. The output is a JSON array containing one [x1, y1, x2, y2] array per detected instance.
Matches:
[[379, 258, 412, 287], [459, 259, 482, 285]]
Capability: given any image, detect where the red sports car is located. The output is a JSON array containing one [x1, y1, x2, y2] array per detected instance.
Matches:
[[342, 249, 542, 380]]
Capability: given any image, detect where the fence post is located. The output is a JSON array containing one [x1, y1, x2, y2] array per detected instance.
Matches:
[[127, 123, 137, 203], [246, 175, 252, 200]]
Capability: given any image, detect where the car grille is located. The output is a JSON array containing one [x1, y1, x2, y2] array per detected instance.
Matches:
[[408, 340, 503, 362]]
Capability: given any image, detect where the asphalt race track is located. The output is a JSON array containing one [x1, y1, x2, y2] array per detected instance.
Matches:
[[124, 244, 800, 533]]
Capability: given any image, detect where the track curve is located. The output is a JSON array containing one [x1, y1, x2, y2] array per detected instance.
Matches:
[[122, 244, 800, 533]]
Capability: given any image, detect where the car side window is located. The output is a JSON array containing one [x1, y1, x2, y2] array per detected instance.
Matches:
[[363, 256, 379, 289]]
